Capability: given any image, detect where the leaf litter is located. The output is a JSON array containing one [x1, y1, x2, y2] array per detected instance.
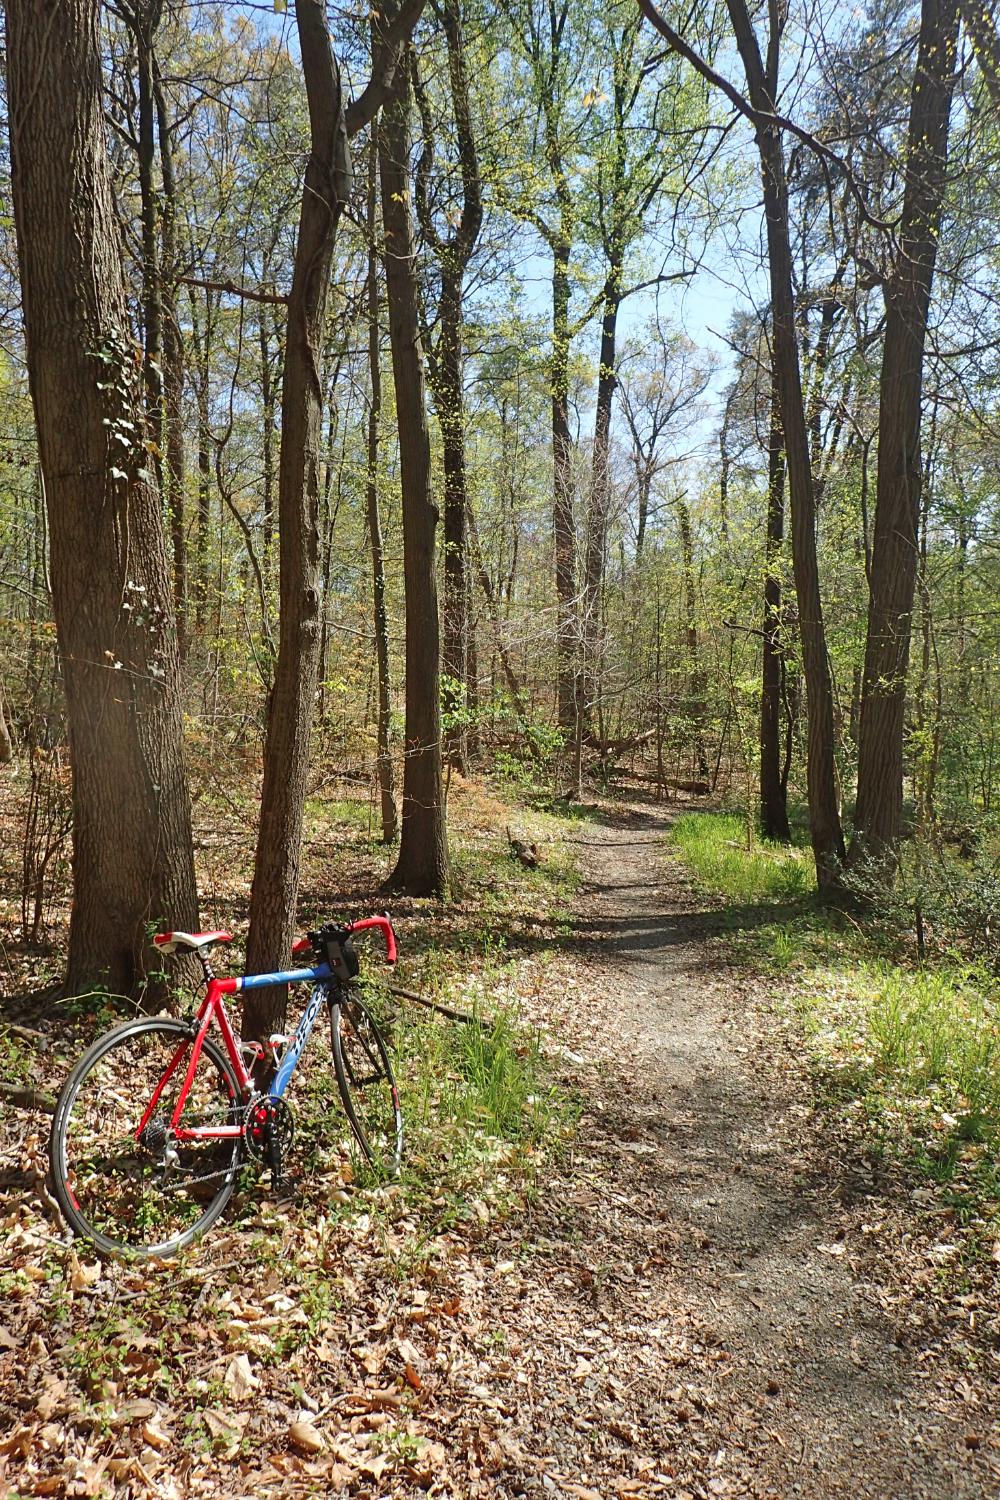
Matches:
[[1, 783, 998, 1496]]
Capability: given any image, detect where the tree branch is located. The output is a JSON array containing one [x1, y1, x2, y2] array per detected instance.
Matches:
[[180, 274, 288, 306], [345, 0, 427, 137]]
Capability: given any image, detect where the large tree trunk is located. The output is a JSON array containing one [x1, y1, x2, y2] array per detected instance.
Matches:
[[760, 391, 790, 841], [154, 63, 187, 663], [551, 233, 577, 734], [243, 0, 352, 1035], [582, 275, 622, 738], [380, 46, 450, 898], [7, 0, 198, 994], [726, 0, 845, 887], [851, 0, 959, 861], [413, 0, 483, 773], [366, 131, 398, 846]]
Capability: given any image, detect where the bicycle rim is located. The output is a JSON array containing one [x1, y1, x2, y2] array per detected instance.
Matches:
[[331, 998, 403, 1177], [50, 1018, 243, 1258]]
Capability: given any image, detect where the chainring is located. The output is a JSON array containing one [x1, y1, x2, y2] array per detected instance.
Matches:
[[242, 1094, 295, 1163]]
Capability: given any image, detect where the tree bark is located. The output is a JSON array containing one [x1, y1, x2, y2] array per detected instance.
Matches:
[[153, 62, 187, 663], [7, 0, 198, 995], [726, 0, 845, 886], [366, 130, 399, 846], [243, 0, 352, 1034], [380, 45, 450, 898], [413, 0, 483, 772], [851, 0, 959, 861], [582, 274, 621, 736], [760, 390, 790, 840]]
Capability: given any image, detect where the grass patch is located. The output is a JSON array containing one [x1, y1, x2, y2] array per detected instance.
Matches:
[[669, 811, 812, 905], [669, 809, 1000, 1243], [795, 962, 1000, 1188]]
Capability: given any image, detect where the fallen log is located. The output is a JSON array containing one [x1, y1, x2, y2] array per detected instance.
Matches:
[[0, 1082, 56, 1113], [388, 985, 485, 1027], [625, 772, 711, 795]]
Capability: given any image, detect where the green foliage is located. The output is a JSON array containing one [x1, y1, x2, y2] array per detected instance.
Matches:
[[841, 839, 1000, 970], [795, 962, 1000, 1207], [671, 810, 1000, 1236], [669, 812, 812, 905]]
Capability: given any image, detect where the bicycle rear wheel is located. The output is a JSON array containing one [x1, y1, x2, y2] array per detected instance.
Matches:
[[331, 996, 403, 1177], [50, 1018, 244, 1258]]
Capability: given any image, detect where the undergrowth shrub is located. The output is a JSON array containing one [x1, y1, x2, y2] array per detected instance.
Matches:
[[842, 841, 1000, 969]]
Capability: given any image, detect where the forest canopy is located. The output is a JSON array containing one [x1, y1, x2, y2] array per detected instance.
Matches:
[[1, 0, 999, 999]]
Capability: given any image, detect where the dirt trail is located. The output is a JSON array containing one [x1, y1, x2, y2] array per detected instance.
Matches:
[[476, 801, 997, 1499]]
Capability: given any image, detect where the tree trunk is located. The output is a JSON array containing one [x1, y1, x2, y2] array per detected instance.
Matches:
[[380, 46, 450, 898], [154, 64, 187, 663], [959, 0, 1000, 111], [243, 0, 352, 1035], [552, 233, 577, 734], [726, 0, 846, 887], [676, 496, 709, 782], [6, 0, 198, 995], [366, 130, 398, 846], [412, 0, 483, 774], [189, 286, 216, 640], [0, 691, 13, 765], [760, 392, 790, 841], [437, 268, 471, 771], [851, 0, 959, 861], [583, 275, 622, 739]]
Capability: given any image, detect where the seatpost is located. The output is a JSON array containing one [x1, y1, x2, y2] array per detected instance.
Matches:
[[199, 951, 216, 985]]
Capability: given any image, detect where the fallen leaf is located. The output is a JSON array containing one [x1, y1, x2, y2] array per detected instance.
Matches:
[[68, 1253, 101, 1291], [289, 1419, 325, 1454], [404, 1362, 422, 1391], [202, 1408, 246, 1456], [396, 1335, 422, 1367], [114, 1398, 156, 1425], [224, 1352, 259, 1402], [142, 1418, 171, 1451]]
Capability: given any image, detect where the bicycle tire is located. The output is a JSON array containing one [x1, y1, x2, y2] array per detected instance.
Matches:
[[50, 1017, 244, 1258], [331, 996, 403, 1178]]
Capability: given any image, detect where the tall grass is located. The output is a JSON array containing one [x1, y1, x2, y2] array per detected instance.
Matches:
[[670, 812, 811, 904]]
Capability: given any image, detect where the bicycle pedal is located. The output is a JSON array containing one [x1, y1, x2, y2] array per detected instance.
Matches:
[[269, 1172, 301, 1203]]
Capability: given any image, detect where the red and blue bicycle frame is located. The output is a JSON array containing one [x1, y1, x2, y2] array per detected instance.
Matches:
[[136, 917, 396, 1145]]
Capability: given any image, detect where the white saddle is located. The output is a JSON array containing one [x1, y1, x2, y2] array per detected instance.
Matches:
[[153, 930, 232, 955]]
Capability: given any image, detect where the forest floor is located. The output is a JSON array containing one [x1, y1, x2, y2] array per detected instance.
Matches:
[[2, 785, 999, 1497]]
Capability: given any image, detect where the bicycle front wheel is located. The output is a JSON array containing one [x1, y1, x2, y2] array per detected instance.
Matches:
[[50, 1018, 244, 1258], [331, 997, 403, 1178]]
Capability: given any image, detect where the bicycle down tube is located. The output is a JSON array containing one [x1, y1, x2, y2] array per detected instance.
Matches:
[[159, 964, 333, 1142]]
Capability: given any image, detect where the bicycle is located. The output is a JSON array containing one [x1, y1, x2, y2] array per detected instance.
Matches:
[[49, 916, 403, 1259]]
